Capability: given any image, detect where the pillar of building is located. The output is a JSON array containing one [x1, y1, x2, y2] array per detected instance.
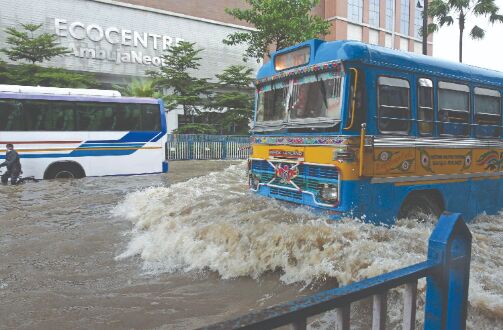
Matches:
[[362, 0, 370, 43], [394, 0, 401, 49], [378, 0, 387, 45], [408, 0, 416, 52]]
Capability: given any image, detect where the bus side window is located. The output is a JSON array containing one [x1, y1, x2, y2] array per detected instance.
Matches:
[[142, 104, 161, 131], [474, 87, 501, 138], [438, 82, 470, 137], [116, 104, 141, 131], [0, 99, 23, 131], [377, 76, 410, 134], [23, 100, 50, 131], [76, 102, 94, 131], [417, 78, 434, 135]]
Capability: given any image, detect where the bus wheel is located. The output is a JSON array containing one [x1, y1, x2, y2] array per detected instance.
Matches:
[[44, 162, 86, 180], [398, 193, 443, 222]]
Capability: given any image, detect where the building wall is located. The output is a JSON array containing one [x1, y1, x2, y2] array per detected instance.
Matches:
[[322, 0, 432, 55], [116, 0, 433, 55], [115, 0, 251, 26], [0, 0, 259, 85]]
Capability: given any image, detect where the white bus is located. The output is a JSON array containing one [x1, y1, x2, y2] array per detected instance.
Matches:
[[0, 85, 168, 179]]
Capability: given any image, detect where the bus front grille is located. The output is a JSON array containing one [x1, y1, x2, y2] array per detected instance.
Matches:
[[269, 187, 303, 201]]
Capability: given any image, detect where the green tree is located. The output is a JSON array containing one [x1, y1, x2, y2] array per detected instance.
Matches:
[[0, 62, 97, 88], [224, 0, 330, 61], [211, 65, 254, 134], [0, 23, 70, 64], [428, 0, 503, 62], [116, 79, 162, 98], [148, 41, 211, 126], [0, 23, 96, 88], [173, 123, 217, 134]]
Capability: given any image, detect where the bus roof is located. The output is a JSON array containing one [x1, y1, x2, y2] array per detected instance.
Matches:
[[258, 39, 503, 87], [0, 85, 122, 97], [0, 85, 159, 104]]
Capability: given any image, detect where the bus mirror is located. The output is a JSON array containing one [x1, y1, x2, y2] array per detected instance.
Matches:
[[344, 68, 359, 130]]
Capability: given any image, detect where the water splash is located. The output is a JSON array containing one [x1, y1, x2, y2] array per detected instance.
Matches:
[[114, 163, 503, 327]]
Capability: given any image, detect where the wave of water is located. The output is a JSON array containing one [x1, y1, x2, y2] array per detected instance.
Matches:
[[113, 163, 503, 328]]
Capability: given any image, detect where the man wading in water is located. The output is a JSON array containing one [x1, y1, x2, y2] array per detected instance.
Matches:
[[0, 144, 22, 185]]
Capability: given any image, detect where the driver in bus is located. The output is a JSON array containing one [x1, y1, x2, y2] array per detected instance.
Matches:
[[1, 144, 22, 185]]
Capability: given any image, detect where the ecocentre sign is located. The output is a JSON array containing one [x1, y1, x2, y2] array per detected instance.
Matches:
[[54, 18, 185, 67]]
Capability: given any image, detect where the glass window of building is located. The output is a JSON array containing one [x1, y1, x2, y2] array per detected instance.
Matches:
[[369, 0, 380, 27], [386, 0, 394, 31], [414, 2, 424, 39], [348, 0, 363, 23], [400, 0, 410, 36]]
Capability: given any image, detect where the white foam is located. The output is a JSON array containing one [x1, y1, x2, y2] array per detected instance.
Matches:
[[114, 163, 503, 327]]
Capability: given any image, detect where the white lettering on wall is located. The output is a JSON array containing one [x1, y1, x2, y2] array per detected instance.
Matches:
[[105, 27, 120, 44], [69, 22, 85, 40], [54, 18, 185, 67]]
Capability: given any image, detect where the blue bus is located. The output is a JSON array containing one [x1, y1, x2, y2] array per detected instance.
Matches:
[[249, 39, 503, 224]]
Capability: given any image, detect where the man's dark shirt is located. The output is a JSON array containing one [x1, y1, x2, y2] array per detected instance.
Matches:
[[0, 150, 22, 172]]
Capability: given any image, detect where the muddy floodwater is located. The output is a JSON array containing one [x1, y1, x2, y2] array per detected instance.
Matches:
[[0, 161, 502, 329]]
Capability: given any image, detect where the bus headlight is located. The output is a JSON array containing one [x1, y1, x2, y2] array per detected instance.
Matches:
[[319, 184, 338, 203]]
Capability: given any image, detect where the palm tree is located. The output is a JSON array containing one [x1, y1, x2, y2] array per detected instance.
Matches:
[[428, 0, 503, 62], [117, 79, 162, 98]]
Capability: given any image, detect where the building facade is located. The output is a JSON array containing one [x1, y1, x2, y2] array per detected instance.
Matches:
[[324, 0, 432, 55], [116, 0, 433, 55], [0, 0, 259, 84]]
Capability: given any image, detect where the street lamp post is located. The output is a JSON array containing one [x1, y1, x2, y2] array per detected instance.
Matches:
[[417, 0, 429, 55]]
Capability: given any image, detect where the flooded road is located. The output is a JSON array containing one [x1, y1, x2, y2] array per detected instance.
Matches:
[[1, 161, 502, 329]]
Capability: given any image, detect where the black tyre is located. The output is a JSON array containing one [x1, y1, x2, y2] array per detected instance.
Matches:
[[398, 194, 443, 221], [45, 163, 85, 180]]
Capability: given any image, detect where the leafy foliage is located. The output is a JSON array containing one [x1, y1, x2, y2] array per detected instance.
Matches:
[[0, 23, 70, 64], [173, 123, 217, 134], [0, 23, 96, 88], [149, 41, 211, 121], [115, 79, 162, 98], [224, 0, 330, 61], [211, 65, 255, 134], [428, 0, 503, 62], [0, 62, 97, 88]]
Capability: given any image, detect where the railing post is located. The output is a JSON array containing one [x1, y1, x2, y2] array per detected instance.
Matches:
[[424, 213, 472, 330], [189, 137, 194, 160], [222, 136, 228, 160]]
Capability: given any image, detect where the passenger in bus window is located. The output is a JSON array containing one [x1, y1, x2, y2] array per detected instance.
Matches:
[[0, 144, 22, 185]]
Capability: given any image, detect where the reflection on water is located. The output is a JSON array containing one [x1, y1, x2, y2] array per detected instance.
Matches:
[[1, 160, 502, 329]]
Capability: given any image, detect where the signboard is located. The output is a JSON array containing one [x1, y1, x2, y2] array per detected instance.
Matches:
[[54, 18, 184, 67]]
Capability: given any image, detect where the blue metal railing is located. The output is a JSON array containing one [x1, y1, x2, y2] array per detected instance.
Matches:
[[202, 213, 472, 330], [166, 134, 250, 160]]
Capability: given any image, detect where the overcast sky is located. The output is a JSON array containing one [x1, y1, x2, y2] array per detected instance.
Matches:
[[433, 0, 503, 71]]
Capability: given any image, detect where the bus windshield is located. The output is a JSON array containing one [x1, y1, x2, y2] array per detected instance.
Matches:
[[255, 70, 345, 128]]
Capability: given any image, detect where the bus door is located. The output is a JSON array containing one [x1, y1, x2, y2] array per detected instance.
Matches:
[[343, 67, 369, 176]]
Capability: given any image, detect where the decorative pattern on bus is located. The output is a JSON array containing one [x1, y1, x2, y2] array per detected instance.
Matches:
[[255, 61, 343, 86]]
